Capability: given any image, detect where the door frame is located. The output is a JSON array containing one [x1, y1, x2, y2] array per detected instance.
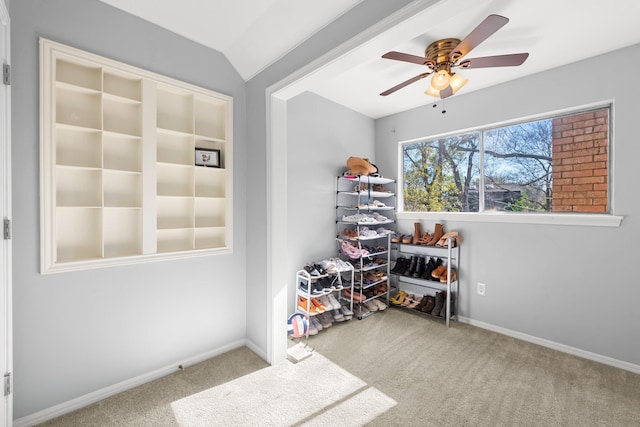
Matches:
[[0, 0, 11, 424]]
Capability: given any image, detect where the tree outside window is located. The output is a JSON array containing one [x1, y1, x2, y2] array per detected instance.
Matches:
[[402, 107, 609, 214]]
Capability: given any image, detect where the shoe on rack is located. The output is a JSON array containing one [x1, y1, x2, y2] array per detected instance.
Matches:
[[318, 312, 333, 328], [436, 231, 463, 248], [364, 300, 379, 312], [414, 295, 429, 311], [307, 320, 318, 336], [412, 222, 423, 244], [327, 293, 342, 310], [439, 269, 457, 283], [298, 297, 319, 314], [343, 288, 366, 302], [299, 281, 323, 297], [431, 265, 447, 281], [310, 298, 327, 313], [406, 256, 418, 276], [373, 299, 388, 311], [390, 290, 407, 305], [420, 295, 436, 313], [341, 305, 354, 319], [431, 291, 444, 316], [426, 223, 444, 246], [401, 293, 415, 307], [391, 233, 404, 243], [356, 303, 370, 317], [332, 309, 345, 322], [413, 257, 426, 278], [401, 235, 413, 244], [310, 316, 323, 332], [407, 295, 423, 309]]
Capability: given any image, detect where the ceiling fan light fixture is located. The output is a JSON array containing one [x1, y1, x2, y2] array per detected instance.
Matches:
[[449, 73, 468, 94], [430, 69, 451, 90], [424, 86, 440, 98]]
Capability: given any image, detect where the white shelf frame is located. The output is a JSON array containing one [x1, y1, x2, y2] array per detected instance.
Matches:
[[40, 38, 233, 273]]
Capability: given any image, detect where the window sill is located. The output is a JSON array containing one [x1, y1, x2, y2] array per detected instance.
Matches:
[[397, 211, 623, 227]]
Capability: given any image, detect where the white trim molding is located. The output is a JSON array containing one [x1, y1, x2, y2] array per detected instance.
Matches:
[[13, 340, 249, 427], [397, 211, 623, 227], [458, 316, 640, 375]]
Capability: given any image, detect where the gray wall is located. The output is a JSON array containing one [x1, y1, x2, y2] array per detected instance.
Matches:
[[245, 0, 415, 357], [12, 0, 247, 418], [375, 44, 640, 366], [286, 92, 374, 314]]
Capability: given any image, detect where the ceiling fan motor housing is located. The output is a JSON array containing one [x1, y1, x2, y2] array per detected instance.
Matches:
[[425, 37, 461, 70]]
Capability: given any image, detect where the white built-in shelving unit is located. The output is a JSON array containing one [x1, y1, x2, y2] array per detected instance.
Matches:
[[40, 39, 233, 273]]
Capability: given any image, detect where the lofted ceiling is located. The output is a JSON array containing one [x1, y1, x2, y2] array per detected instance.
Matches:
[[100, 0, 640, 119]]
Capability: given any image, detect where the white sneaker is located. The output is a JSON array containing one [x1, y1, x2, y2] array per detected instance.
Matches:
[[327, 293, 341, 310], [364, 300, 379, 312], [373, 299, 388, 311], [318, 295, 332, 310], [310, 316, 323, 332]]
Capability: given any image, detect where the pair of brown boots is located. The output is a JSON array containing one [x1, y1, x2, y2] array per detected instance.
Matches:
[[412, 223, 444, 246]]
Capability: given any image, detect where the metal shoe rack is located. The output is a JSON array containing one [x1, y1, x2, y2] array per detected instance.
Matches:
[[389, 237, 460, 327], [296, 267, 354, 338], [335, 175, 396, 319]]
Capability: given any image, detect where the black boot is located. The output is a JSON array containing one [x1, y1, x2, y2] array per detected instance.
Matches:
[[406, 256, 418, 276], [413, 256, 426, 278], [432, 291, 444, 315], [391, 257, 406, 273], [422, 257, 435, 279]]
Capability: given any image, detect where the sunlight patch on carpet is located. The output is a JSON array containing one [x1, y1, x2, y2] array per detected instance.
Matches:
[[171, 352, 395, 426]]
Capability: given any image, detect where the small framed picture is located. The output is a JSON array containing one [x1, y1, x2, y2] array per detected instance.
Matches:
[[195, 148, 221, 167]]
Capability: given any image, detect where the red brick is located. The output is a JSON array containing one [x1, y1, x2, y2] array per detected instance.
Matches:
[[562, 184, 596, 192], [593, 168, 608, 177], [595, 109, 609, 118], [554, 150, 577, 160], [563, 128, 586, 138], [554, 178, 573, 186], [574, 205, 606, 213], [573, 134, 595, 143], [554, 123, 573, 133], [552, 137, 576, 145], [564, 170, 593, 178], [563, 155, 594, 165], [593, 198, 608, 205], [573, 161, 606, 171], [563, 112, 595, 124], [593, 183, 608, 191], [554, 164, 574, 173], [552, 205, 573, 212], [567, 141, 594, 151], [573, 176, 605, 185]]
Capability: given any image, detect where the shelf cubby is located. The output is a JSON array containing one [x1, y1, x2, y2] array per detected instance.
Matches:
[[156, 196, 194, 230], [56, 167, 102, 207], [103, 98, 142, 137], [56, 86, 102, 130], [103, 71, 142, 102], [56, 126, 102, 168], [194, 227, 225, 249], [194, 198, 225, 228], [157, 86, 193, 135], [103, 170, 142, 207], [56, 207, 103, 262], [157, 131, 193, 165], [194, 167, 225, 197], [157, 163, 193, 197], [103, 207, 142, 258], [195, 97, 226, 141], [157, 228, 194, 253], [103, 134, 142, 173], [56, 58, 102, 92]]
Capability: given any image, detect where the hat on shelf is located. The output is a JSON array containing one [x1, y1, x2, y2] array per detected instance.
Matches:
[[346, 157, 378, 176]]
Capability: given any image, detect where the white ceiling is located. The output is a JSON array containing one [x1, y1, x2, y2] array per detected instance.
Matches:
[[100, 0, 640, 119]]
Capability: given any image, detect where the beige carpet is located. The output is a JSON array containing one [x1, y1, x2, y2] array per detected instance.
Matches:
[[170, 352, 396, 426], [38, 309, 640, 426]]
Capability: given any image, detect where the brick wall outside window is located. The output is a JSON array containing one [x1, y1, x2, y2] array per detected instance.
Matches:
[[551, 109, 609, 213]]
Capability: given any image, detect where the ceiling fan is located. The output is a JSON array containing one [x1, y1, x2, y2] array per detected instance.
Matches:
[[380, 14, 529, 99]]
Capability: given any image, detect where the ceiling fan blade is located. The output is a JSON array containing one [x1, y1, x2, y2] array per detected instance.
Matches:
[[380, 72, 431, 96], [382, 51, 429, 66], [458, 53, 529, 69], [450, 14, 509, 61]]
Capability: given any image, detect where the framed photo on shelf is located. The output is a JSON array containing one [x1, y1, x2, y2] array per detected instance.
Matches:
[[195, 148, 221, 168]]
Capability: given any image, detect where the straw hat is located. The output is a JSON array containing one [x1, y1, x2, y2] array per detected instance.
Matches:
[[346, 157, 378, 176]]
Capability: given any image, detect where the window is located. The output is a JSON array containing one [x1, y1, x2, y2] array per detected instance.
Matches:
[[401, 106, 610, 215]]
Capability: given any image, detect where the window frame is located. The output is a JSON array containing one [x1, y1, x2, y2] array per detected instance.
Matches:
[[396, 101, 622, 227]]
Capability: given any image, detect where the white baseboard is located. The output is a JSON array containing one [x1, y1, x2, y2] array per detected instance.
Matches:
[[244, 338, 268, 362], [458, 316, 640, 375], [14, 339, 248, 427]]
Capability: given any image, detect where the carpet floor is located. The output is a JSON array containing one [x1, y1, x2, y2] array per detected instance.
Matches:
[[38, 308, 640, 426]]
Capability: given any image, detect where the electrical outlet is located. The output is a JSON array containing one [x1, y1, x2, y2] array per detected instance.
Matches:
[[477, 282, 486, 296]]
